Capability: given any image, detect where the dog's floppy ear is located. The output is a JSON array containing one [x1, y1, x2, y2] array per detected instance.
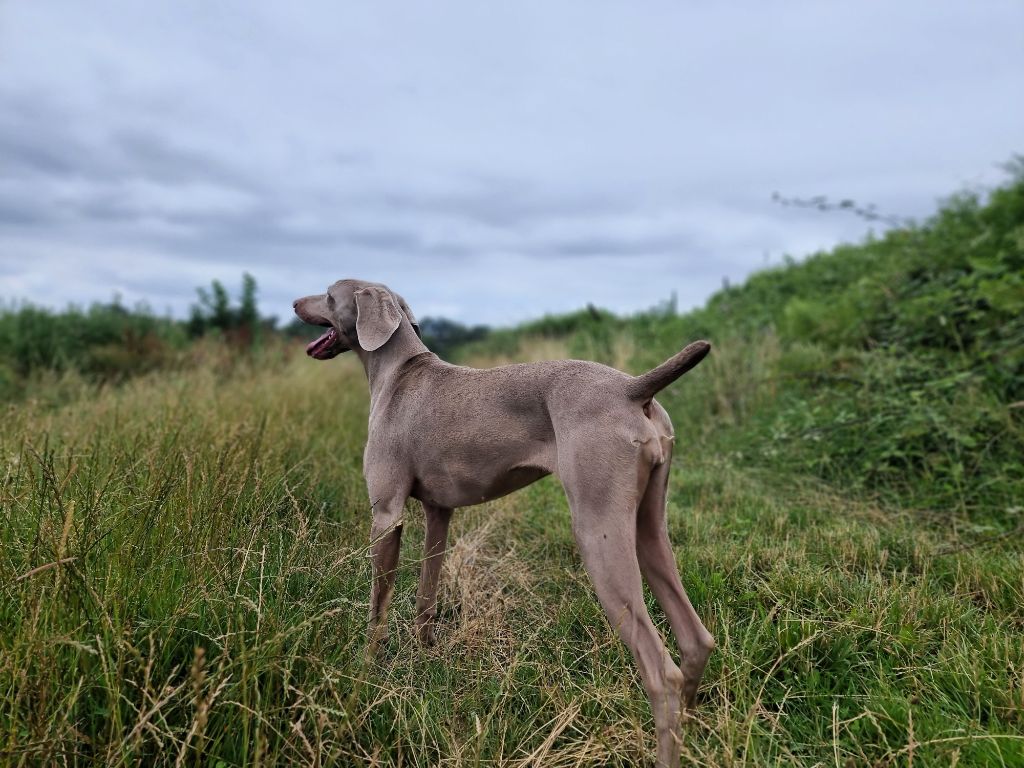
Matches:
[[354, 286, 403, 351]]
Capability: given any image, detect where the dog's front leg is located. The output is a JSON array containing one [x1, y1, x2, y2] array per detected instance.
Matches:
[[367, 496, 406, 656], [415, 502, 453, 646]]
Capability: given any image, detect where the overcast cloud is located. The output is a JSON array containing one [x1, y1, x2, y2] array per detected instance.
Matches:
[[0, 1, 1021, 325]]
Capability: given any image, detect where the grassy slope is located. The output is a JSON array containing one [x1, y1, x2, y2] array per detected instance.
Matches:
[[460, 176, 1024, 522], [2, 181, 1023, 766]]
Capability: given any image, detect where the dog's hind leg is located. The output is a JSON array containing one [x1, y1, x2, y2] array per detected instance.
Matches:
[[563, 461, 685, 768], [636, 458, 715, 710], [415, 502, 453, 646]]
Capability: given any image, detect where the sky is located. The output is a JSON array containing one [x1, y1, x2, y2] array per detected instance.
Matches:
[[0, 1, 1021, 326]]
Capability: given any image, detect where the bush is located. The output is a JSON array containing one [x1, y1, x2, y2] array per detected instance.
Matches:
[[0, 274, 284, 402]]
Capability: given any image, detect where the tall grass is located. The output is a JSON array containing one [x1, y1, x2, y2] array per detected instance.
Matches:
[[2, 174, 1022, 765], [457, 174, 1024, 522], [2, 342, 1022, 766], [0, 273, 301, 402]]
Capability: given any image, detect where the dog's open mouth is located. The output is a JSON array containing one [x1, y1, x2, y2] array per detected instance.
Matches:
[[306, 328, 342, 359]]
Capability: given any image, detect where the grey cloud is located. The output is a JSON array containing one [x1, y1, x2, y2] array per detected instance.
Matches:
[[380, 178, 622, 231], [344, 228, 424, 252], [0, 86, 262, 202], [0, 132, 78, 178], [0, 1, 1021, 326], [0, 187, 55, 227], [110, 130, 256, 189], [0, 93, 87, 178], [535, 232, 696, 259]]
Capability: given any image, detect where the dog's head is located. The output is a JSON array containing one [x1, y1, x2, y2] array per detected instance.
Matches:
[[293, 279, 420, 359]]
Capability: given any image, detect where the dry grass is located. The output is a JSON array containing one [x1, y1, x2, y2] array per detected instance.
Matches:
[[2, 344, 1022, 767]]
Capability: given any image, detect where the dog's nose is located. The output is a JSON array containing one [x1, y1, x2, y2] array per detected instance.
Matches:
[[292, 299, 299, 309]]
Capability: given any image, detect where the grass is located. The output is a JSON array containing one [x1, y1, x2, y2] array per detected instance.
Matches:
[[2, 341, 1022, 767], [458, 172, 1024, 522], [3, 173, 1022, 765]]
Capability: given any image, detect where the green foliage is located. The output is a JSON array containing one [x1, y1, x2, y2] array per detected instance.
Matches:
[[417, 317, 490, 361], [187, 272, 266, 346], [457, 305, 626, 365], [723, 176, 1024, 518], [1, 171, 1022, 766], [2, 357, 1021, 766], [0, 274, 280, 401], [0, 298, 187, 399], [457, 173, 1024, 520]]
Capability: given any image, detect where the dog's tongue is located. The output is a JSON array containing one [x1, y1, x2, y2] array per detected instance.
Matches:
[[306, 328, 337, 358]]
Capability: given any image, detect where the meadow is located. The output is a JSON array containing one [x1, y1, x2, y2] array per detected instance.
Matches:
[[2, 175, 1023, 766]]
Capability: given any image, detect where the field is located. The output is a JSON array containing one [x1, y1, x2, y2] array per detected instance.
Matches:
[[1, 346, 1021, 766], [2, 177, 1023, 766]]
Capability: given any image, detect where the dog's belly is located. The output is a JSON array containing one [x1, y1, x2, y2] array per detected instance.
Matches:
[[410, 461, 551, 508]]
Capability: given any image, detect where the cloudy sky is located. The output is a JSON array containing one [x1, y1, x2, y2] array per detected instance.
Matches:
[[1, 2, 1021, 325]]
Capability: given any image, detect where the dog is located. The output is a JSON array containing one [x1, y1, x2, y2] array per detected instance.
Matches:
[[294, 279, 714, 766]]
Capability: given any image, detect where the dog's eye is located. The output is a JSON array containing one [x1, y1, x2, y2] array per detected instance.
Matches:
[[326, 294, 335, 307]]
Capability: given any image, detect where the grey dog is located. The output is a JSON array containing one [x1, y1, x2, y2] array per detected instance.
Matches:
[[294, 278, 714, 766]]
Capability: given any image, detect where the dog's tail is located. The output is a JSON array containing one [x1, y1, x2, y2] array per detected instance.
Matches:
[[625, 340, 711, 402]]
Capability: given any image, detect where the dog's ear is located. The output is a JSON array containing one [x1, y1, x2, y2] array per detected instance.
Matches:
[[354, 286, 403, 351]]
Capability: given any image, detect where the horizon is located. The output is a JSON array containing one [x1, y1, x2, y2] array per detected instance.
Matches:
[[1, 171, 1015, 330]]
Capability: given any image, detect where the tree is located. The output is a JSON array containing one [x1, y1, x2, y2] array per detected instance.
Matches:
[[187, 274, 264, 346]]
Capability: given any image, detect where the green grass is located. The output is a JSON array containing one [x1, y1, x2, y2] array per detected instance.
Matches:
[[2, 347, 1022, 766], [460, 172, 1024, 521], [2, 173, 1022, 765]]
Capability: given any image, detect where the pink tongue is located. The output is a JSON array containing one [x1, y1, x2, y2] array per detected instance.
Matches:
[[306, 328, 336, 355]]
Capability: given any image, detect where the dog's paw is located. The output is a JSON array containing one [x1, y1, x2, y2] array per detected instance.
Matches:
[[365, 623, 391, 660], [415, 622, 437, 647]]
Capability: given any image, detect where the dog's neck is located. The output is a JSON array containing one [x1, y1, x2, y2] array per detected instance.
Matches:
[[356, 321, 432, 403]]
